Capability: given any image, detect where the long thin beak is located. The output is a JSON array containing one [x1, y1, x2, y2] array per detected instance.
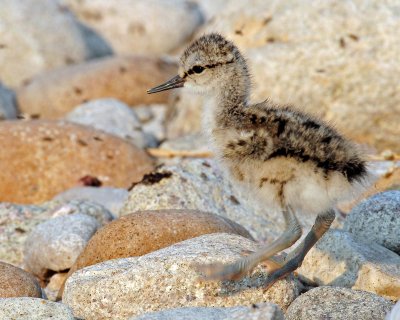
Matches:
[[147, 75, 185, 94]]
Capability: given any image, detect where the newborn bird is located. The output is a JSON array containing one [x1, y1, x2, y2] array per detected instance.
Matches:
[[147, 33, 369, 288]]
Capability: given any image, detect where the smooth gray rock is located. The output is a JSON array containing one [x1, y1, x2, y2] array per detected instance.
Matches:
[[0, 0, 111, 87], [24, 213, 100, 277], [0, 82, 17, 119], [63, 233, 300, 320], [344, 191, 400, 254], [0, 297, 75, 320], [49, 199, 115, 226], [286, 287, 394, 320], [66, 98, 155, 148], [53, 187, 129, 216], [132, 303, 284, 320], [298, 229, 400, 300]]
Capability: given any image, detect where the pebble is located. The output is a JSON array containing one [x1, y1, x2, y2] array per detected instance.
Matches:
[[344, 191, 400, 254], [23, 213, 100, 278], [286, 286, 394, 320], [0, 262, 42, 298], [66, 98, 156, 148], [132, 303, 284, 320], [0, 297, 75, 320], [0, 82, 17, 119], [63, 233, 301, 319], [0, 0, 111, 87], [298, 229, 400, 300]]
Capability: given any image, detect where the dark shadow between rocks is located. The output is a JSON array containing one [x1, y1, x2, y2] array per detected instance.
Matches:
[[75, 21, 113, 59]]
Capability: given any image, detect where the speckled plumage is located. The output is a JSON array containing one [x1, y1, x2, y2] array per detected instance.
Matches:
[[148, 33, 370, 287]]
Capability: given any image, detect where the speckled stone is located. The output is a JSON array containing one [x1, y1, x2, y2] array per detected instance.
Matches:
[[58, 209, 252, 299], [63, 233, 301, 320], [0, 203, 51, 265], [0, 0, 111, 87], [17, 56, 177, 119], [0, 262, 42, 298], [298, 229, 400, 300], [120, 159, 316, 243], [0, 120, 153, 203], [63, 0, 203, 54], [0, 297, 75, 320], [132, 303, 284, 320], [66, 98, 156, 148], [344, 191, 400, 254], [286, 287, 394, 320], [24, 213, 100, 278]]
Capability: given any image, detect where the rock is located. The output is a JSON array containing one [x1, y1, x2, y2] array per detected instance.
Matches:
[[63, 0, 204, 54], [344, 191, 400, 254], [387, 300, 400, 320], [45, 272, 68, 302], [0, 203, 52, 265], [66, 98, 155, 148], [53, 187, 129, 216], [58, 209, 253, 298], [132, 303, 284, 320], [0, 0, 111, 87], [17, 55, 177, 119], [286, 287, 394, 320], [0, 82, 17, 119], [169, 0, 400, 152], [0, 262, 42, 298], [0, 297, 75, 320], [23, 213, 100, 278], [63, 233, 300, 319], [136, 104, 167, 142], [297, 229, 400, 300], [160, 133, 209, 152], [120, 159, 316, 243], [0, 120, 153, 203], [49, 199, 114, 226]]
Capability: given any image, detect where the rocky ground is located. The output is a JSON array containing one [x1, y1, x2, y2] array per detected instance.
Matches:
[[0, 0, 399, 319]]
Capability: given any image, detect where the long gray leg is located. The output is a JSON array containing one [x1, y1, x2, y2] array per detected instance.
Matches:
[[262, 209, 335, 289], [195, 206, 302, 281]]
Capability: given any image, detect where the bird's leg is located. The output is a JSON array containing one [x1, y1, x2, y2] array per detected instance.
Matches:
[[195, 206, 302, 281], [263, 209, 335, 289]]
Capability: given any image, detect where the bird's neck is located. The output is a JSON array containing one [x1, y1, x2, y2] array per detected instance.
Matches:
[[206, 70, 251, 131]]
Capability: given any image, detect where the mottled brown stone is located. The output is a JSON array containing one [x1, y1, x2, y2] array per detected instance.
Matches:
[[0, 262, 42, 298], [0, 120, 154, 203]]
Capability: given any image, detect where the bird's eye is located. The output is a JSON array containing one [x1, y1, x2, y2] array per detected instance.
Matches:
[[192, 66, 205, 74]]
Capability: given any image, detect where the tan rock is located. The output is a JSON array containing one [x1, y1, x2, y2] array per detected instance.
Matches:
[[170, 0, 400, 152], [0, 262, 42, 298], [58, 209, 253, 298], [17, 55, 177, 119], [63, 233, 301, 319], [63, 0, 204, 54], [0, 0, 110, 87], [0, 120, 153, 203], [298, 229, 400, 300]]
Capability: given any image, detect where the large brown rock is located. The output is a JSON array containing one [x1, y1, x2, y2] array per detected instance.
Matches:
[[0, 120, 153, 203], [17, 55, 177, 119], [0, 262, 42, 298], [58, 209, 253, 298]]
